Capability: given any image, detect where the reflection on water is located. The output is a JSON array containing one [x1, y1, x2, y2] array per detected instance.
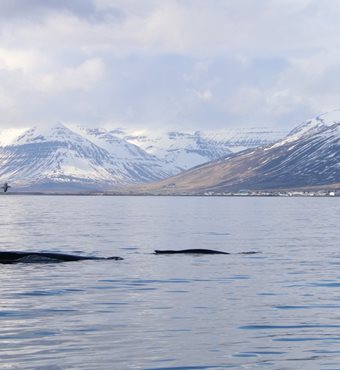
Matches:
[[0, 196, 339, 369]]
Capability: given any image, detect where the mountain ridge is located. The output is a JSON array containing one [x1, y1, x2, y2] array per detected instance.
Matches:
[[0, 124, 172, 191], [113, 128, 285, 171], [132, 111, 340, 194], [0, 124, 284, 191]]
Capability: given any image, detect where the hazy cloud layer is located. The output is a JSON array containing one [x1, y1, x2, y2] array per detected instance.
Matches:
[[0, 0, 339, 131]]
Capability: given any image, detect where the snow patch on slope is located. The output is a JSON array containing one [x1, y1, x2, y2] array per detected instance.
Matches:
[[0, 128, 27, 146], [273, 109, 340, 148]]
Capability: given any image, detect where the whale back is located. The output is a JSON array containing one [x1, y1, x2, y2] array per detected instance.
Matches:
[[0, 251, 123, 264], [154, 249, 230, 255]]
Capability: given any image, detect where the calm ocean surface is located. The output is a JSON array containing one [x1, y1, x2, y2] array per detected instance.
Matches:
[[0, 195, 339, 370]]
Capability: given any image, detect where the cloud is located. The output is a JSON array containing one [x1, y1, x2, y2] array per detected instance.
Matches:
[[0, 86, 14, 111], [37, 58, 105, 93], [196, 90, 213, 101], [0, 0, 116, 22], [0, 48, 40, 72], [0, 0, 340, 131]]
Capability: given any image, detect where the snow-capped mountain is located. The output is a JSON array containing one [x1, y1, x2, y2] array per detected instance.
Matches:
[[0, 122, 286, 191], [124, 131, 232, 171], [78, 127, 158, 161], [274, 109, 340, 146], [0, 124, 172, 191], [136, 111, 340, 193], [111, 128, 284, 171]]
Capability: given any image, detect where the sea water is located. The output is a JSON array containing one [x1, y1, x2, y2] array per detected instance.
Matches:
[[0, 195, 339, 369]]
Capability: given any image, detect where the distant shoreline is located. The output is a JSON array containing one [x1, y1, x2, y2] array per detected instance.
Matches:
[[0, 191, 338, 197]]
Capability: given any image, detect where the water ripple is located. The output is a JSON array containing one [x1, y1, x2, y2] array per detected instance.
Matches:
[[0, 196, 339, 369]]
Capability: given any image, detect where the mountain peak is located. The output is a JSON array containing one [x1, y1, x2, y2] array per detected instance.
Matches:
[[0, 123, 174, 190], [289, 109, 340, 138], [51, 122, 68, 130], [14, 123, 81, 145], [270, 109, 340, 149], [137, 112, 340, 194]]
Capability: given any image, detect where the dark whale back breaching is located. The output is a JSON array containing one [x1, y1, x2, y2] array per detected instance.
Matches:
[[0, 251, 123, 264], [154, 249, 259, 255], [155, 249, 229, 254]]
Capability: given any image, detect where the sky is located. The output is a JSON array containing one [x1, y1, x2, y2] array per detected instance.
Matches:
[[1, 0, 340, 133]]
